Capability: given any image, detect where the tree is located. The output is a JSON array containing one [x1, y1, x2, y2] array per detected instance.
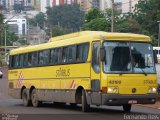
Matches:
[[82, 8, 141, 33], [0, 13, 19, 46], [116, 16, 142, 33], [0, 13, 5, 46], [82, 18, 110, 31], [29, 12, 46, 29], [85, 8, 104, 23], [133, 0, 160, 45], [48, 25, 71, 37], [46, 4, 85, 32]]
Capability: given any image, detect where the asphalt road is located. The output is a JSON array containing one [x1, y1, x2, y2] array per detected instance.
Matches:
[[0, 66, 159, 120]]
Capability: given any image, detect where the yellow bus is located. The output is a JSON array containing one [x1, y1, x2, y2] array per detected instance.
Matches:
[[8, 31, 158, 112]]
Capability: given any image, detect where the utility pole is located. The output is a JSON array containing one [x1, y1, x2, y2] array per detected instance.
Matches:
[[111, 0, 115, 32], [4, 27, 6, 62]]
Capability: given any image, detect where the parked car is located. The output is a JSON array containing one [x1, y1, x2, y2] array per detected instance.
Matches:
[[0, 70, 3, 78]]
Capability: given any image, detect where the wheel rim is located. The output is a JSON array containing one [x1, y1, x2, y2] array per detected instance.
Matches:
[[32, 93, 37, 106]]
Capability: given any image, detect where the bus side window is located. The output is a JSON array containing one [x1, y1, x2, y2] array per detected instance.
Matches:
[[76, 43, 89, 62], [9, 56, 13, 68], [62, 46, 76, 63], [15, 55, 19, 68], [50, 48, 61, 64], [19, 54, 24, 68], [39, 50, 50, 65], [28, 53, 32, 66], [23, 54, 28, 67], [11, 55, 19, 68], [32, 52, 38, 66], [92, 42, 100, 73]]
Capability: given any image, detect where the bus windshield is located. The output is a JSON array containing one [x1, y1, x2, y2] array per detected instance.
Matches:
[[103, 42, 156, 74]]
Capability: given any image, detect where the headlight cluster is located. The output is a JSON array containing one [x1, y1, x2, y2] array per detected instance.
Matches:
[[148, 87, 157, 93], [107, 87, 119, 93]]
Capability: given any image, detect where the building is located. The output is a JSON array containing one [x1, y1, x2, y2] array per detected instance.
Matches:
[[0, 0, 33, 11], [52, 0, 77, 6], [122, 0, 139, 14], [115, 2, 122, 14], [30, 0, 41, 11], [100, 0, 112, 11], [4, 17, 27, 36], [77, 0, 91, 12], [40, 0, 52, 13], [28, 26, 47, 45], [77, 0, 113, 12]]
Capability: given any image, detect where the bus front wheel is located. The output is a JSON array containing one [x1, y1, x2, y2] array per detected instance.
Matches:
[[22, 89, 31, 106], [82, 89, 90, 112], [31, 89, 41, 107], [123, 104, 132, 112]]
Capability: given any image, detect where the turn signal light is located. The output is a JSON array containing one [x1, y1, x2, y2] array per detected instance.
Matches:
[[102, 87, 108, 94]]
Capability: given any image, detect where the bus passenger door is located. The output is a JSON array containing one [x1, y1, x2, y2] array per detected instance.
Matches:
[[90, 41, 101, 105]]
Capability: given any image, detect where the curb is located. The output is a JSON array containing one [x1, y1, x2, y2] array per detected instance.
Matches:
[[135, 101, 160, 110]]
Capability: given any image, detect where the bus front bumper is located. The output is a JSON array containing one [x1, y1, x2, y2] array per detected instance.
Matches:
[[102, 94, 157, 105]]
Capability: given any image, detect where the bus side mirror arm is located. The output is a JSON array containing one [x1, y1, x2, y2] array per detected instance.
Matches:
[[153, 50, 158, 64]]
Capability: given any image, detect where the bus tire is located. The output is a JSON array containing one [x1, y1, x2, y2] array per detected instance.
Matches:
[[22, 89, 31, 107], [123, 104, 132, 112], [31, 89, 41, 107], [82, 89, 90, 112], [70, 103, 77, 107]]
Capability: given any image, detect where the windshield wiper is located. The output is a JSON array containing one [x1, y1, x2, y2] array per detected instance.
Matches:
[[137, 67, 147, 76]]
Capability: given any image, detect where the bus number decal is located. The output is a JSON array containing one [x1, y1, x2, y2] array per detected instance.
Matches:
[[109, 80, 121, 84], [144, 80, 156, 84], [56, 68, 70, 77]]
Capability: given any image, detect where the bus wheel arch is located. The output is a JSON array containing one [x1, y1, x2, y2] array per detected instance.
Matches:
[[29, 86, 35, 98], [21, 86, 26, 99], [75, 86, 84, 104], [75, 86, 90, 112]]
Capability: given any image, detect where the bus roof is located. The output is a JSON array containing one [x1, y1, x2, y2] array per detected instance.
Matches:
[[48, 31, 150, 42], [10, 31, 151, 55]]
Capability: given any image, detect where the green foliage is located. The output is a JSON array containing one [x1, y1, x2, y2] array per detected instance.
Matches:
[[83, 8, 141, 33], [29, 12, 46, 29], [116, 17, 142, 33], [0, 14, 19, 46], [46, 4, 85, 32], [133, 0, 160, 45], [85, 8, 104, 23], [82, 18, 110, 31], [47, 25, 71, 37]]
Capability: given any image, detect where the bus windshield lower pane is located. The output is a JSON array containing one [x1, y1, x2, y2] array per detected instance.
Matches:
[[103, 42, 156, 74]]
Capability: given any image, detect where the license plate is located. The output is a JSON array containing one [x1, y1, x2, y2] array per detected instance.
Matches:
[[128, 100, 137, 104]]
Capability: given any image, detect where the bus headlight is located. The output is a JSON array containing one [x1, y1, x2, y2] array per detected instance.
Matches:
[[107, 87, 119, 93], [148, 87, 157, 93]]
